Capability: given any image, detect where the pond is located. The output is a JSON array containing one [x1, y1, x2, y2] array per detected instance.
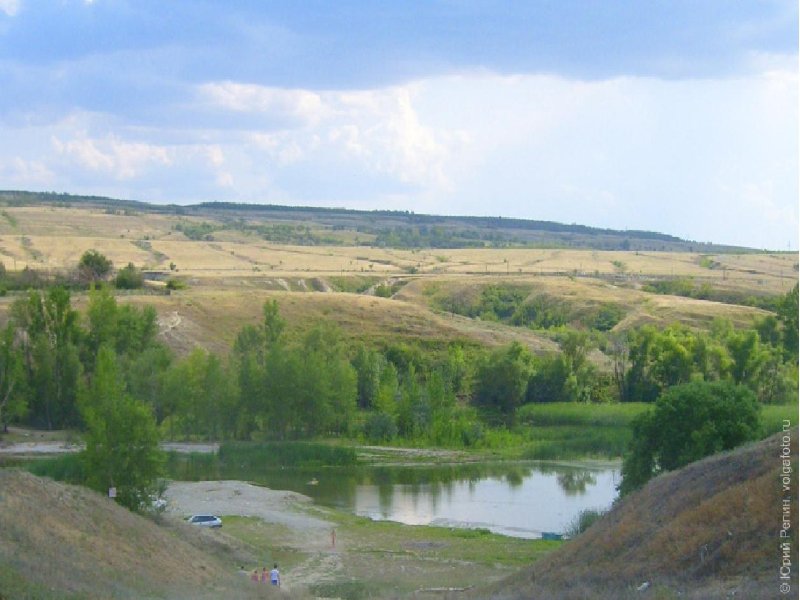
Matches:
[[204, 460, 621, 539]]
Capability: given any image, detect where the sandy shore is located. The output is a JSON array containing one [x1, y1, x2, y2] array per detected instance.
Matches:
[[164, 480, 331, 532]]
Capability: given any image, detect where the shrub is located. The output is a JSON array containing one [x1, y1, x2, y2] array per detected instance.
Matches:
[[364, 412, 398, 443], [114, 262, 144, 289], [165, 278, 186, 291], [564, 508, 607, 538], [620, 380, 760, 495], [79, 249, 113, 281]]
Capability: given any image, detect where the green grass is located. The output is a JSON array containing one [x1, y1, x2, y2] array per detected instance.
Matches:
[[516, 402, 651, 427], [216, 515, 304, 571], [24, 453, 86, 484], [328, 509, 561, 568], [761, 404, 797, 436], [220, 441, 357, 467], [521, 425, 632, 460]]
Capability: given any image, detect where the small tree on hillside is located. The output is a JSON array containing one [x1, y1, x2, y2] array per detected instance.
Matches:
[[114, 262, 144, 289], [79, 250, 113, 283], [80, 346, 163, 510], [619, 380, 760, 496]]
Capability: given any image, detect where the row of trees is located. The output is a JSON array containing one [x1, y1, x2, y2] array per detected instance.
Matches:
[[2, 285, 796, 441]]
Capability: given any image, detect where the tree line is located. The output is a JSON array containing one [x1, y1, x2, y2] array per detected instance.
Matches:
[[1, 283, 795, 441], [1, 280, 795, 508]]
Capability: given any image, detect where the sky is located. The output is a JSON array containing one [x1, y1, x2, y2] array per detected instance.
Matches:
[[0, 1, 797, 249]]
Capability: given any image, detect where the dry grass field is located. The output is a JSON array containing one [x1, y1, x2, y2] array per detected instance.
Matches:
[[0, 204, 793, 361], [0, 205, 794, 290]]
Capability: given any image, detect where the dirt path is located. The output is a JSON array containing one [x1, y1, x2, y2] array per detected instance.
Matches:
[[165, 480, 343, 593]]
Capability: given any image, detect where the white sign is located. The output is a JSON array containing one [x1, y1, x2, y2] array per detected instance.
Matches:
[[108, 487, 117, 498]]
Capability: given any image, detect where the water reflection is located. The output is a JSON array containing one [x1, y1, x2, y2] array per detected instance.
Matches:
[[557, 470, 597, 495], [166, 456, 619, 538]]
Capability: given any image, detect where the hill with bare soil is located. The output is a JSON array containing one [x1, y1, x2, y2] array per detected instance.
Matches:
[[0, 470, 287, 599], [475, 429, 798, 599]]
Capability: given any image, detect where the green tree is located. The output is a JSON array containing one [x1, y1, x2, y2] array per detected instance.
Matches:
[[126, 345, 173, 424], [12, 288, 82, 429], [262, 299, 286, 349], [0, 323, 27, 432], [78, 249, 113, 282], [114, 262, 144, 289], [527, 354, 570, 403], [352, 344, 384, 409], [80, 346, 163, 510], [473, 342, 534, 421], [620, 380, 760, 495], [777, 284, 798, 360]]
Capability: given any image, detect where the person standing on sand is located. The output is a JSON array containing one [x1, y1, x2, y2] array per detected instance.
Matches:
[[270, 563, 280, 587]]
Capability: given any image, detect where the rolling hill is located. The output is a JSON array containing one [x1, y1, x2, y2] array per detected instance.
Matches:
[[475, 429, 798, 599]]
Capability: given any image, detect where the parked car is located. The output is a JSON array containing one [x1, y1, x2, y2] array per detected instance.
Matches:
[[187, 514, 222, 528]]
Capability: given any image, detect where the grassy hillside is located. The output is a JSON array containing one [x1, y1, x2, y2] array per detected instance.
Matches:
[[0, 190, 758, 252], [0, 470, 282, 599], [0, 201, 791, 361], [476, 429, 798, 599]]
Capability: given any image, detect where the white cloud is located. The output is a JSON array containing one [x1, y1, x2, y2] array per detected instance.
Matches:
[[206, 82, 454, 190], [0, 157, 55, 186], [0, 0, 20, 17], [199, 82, 327, 126], [52, 134, 172, 179], [0, 65, 795, 248]]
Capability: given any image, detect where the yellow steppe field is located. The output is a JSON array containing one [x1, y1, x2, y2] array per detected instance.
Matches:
[[0, 204, 795, 362], [0, 234, 795, 294], [0, 204, 795, 293]]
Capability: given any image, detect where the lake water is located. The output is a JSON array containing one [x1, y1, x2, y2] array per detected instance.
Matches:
[[243, 461, 620, 538]]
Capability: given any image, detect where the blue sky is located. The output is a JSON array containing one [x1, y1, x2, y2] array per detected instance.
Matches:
[[0, 0, 797, 248]]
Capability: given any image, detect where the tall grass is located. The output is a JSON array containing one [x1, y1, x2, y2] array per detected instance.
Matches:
[[164, 441, 358, 481], [564, 508, 608, 538], [516, 402, 651, 427], [521, 426, 632, 460], [761, 404, 797, 437], [220, 441, 357, 468], [25, 453, 86, 484]]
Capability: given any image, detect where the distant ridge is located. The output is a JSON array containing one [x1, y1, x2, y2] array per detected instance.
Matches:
[[0, 190, 754, 252]]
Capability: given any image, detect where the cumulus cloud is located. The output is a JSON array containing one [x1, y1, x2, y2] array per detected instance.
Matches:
[[0, 63, 795, 248], [204, 81, 454, 190], [51, 134, 172, 179], [199, 82, 328, 126]]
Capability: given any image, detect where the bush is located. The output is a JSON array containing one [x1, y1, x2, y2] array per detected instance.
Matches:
[[114, 262, 144, 289], [374, 284, 392, 298], [564, 508, 607, 538], [165, 278, 186, 290], [79, 250, 113, 281], [620, 380, 760, 495], [364, 412, 397, 443]]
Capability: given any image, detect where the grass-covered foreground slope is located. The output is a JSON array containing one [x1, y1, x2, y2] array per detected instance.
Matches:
[[0, 470, 270, 599], [476, 429, 798, 599]]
